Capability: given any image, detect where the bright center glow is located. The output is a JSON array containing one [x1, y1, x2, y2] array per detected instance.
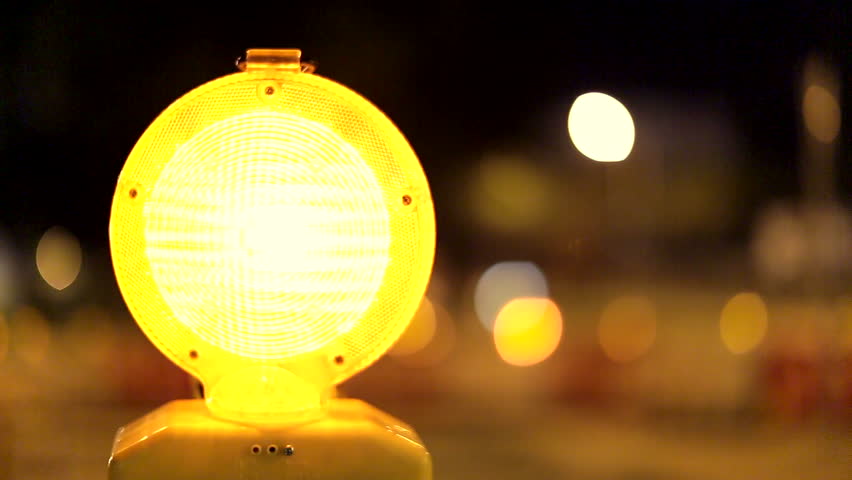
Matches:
[[474, 261, 549, 331], [36, 226, 82, 291], [598, 295, 656, 363], [493, 297, 563, 367], [720, 292, 768, 354], [568, 92, 635, 162], [803, 85, 841, 144], [145, 111, 390, 359]]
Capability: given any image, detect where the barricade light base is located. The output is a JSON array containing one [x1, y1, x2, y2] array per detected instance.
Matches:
[[108, 398, 431, 480]]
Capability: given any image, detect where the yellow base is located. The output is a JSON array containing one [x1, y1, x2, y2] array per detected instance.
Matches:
[[108, 398, 431, 480]]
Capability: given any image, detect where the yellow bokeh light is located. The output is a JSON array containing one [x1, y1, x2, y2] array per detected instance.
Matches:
[[803, 84, 841, 144], [598, 295, 656, 363], [8, 305, 52, 367], [493, 297, 563, 367], [391, 301, 455, 368], [36, 226, 82, 291], [720, 292, 768, 354], [568, 92, 635, 162], [474, 262, 548, 331], [389, 297, 437, 357]]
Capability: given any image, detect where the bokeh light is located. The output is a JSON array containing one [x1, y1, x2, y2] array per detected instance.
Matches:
[[751, 205, 806, 284], [802, 84, 841, 144], [389, 297, 437, 357], [493, 297, 563, 367], [598, 295, 657, 363], [474, 261, 549, 331], [568, 92, 635, 162], [469, 155, 553, 233], [36, 226, 82, 291], [390, 301, 455, 368], [8, 305, 52, 367], [720, 292, 768, 354]]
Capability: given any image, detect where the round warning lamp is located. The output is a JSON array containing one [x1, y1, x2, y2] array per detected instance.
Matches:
[[109, 49, 435, 422]]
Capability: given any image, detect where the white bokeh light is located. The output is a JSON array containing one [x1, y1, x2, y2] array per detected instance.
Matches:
[[474, 261, 549, 331], [568, 92, 635, 162]]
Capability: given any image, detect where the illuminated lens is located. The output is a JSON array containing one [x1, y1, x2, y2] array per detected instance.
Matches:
[[145, 111, 390, 359], [111, 69, 435, 388]]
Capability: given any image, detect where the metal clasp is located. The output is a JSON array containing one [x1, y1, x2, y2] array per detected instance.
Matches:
[[236, 49, 317, 73]]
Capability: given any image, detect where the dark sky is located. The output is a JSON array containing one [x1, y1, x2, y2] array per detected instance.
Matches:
[[0, 1, 848, 251]]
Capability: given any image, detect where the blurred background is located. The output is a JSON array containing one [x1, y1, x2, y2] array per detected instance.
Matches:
[[0, 1, 850, 479]]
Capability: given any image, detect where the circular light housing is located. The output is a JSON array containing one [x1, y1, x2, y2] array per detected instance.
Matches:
[[109, 53, 435, 419]]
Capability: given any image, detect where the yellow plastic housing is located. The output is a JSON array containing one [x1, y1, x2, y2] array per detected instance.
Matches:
[[109, 61, 435, 417], [108, 398, 431, 480]]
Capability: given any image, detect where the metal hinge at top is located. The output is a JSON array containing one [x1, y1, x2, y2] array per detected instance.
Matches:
[[236, 49, 317, 73]]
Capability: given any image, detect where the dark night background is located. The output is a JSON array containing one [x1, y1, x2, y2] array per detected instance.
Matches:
[[1, 1, 848, 252]]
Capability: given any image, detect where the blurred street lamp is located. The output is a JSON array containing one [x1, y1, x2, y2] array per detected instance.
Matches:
[[568, 92, 636, 247], [36, 226, 82, 291], [568, 92, 635, 163]]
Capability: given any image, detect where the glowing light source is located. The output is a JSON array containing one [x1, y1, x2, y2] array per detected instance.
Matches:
[[803, 85, 841, 144], [108, 49, 435, 423], [598, 295, 656, 363], [720, 292, 768, 354], [568, 92, 635, 162], [493, 297, 562, 367], [36, 226, 82, 291], [107, 49, 433, 480], [142, 111, 390, 360], [474, 261, 548, 331], [8, 305, 51, 367], [389, 297, 437, 357]]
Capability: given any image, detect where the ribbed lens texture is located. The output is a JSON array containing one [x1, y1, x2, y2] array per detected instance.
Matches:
[[144, 112, 390, 359], [111, 72, 435, 384]]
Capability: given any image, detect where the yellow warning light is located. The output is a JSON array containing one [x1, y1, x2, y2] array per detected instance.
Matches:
[[108, 49, 433, 480]]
